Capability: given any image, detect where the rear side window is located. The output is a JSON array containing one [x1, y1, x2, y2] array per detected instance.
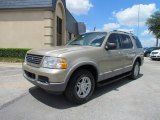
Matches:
[[119, 34, 133, 49], [132, 36, 143, 48]]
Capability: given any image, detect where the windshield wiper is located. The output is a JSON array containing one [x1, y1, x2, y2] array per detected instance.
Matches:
[[70, 44, 82, 46]]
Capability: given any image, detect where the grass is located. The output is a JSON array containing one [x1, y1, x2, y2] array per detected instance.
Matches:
[[0, 57, 24, 63]]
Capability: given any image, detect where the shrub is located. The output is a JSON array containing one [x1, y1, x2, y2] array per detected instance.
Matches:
[[0, 48, 31, 59]]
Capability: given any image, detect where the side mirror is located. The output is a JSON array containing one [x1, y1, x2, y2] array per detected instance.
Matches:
[[105, 42, 117, 50]]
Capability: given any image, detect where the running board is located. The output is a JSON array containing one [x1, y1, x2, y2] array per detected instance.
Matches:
[[97, 72, 131, 87]]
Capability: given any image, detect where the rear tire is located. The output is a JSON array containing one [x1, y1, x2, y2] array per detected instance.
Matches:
[[130, 61, 140, 80], [65, 69, 95, 104]]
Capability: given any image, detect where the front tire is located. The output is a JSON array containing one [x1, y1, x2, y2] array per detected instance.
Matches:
[[146, 53, 150, 57], [130, 61, 140, 80], [65, 69, 95, 104]]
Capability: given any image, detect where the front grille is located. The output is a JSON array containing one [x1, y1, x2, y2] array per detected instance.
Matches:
[[152, 52, 158, 54], [26, 54, 44, 65]]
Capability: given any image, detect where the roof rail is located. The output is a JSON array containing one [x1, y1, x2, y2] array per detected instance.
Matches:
[[112, 30, 133, 34]]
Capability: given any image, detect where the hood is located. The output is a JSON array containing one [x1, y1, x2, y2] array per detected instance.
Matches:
[[151, 49, 160, 53], [28, 46, 94, 57]]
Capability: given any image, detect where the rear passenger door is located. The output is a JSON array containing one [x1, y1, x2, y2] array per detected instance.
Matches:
[[119, 34, 135, 71]]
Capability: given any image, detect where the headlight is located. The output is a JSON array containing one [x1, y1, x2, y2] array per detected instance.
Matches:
[[42, 57, 68, 69]]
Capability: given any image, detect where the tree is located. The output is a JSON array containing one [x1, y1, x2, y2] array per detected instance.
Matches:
[[146, 11, 160, 47]]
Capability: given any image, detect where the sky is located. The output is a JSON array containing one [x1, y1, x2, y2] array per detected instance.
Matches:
[[66, 0, 160, 47]]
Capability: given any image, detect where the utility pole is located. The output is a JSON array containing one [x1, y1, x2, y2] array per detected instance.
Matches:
[[93, 26, 96, 31], [137, 4, 140, 37]]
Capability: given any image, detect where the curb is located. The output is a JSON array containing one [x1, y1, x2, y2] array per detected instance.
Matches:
[[0, 62, 22, 68]]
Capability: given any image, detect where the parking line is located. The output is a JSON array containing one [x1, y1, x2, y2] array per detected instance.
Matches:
[[0, 69, 21, 73], [0, 74, 21, 78]]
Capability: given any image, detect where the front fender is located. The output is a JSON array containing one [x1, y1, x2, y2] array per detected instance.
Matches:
[[63, 61, 99, 90]]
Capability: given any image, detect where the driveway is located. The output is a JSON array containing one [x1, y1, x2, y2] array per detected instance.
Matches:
[[0, 58, 160, 120]]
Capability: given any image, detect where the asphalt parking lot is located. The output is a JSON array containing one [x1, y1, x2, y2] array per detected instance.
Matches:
[[0, 63, 33, 108], [0, 58, 160, 120]]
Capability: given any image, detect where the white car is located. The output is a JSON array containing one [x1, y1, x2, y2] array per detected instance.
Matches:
[[150, 49, 160, 60]]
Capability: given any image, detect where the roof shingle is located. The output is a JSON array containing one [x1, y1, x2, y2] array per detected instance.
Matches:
[[0, 0, 55, 9], [0, 0, 85, 35]]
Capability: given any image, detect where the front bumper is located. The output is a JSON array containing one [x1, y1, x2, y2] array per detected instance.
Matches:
[[23, 63, 69, 92]]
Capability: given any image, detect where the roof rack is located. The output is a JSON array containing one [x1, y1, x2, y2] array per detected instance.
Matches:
[[112, 30, 133, 35]]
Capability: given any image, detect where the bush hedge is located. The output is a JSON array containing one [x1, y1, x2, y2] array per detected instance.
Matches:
[[0, 48, 31, 59]]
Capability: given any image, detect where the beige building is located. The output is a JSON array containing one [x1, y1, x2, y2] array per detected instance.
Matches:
[[0, 0, 86, 49]]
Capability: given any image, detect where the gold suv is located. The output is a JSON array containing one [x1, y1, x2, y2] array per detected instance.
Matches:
[[23, 31, 144, 104]]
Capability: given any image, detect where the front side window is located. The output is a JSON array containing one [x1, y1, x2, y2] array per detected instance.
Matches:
[[67, 32, 107, 47], [107, 33, 121, 49], [119, 34, 133, 49]]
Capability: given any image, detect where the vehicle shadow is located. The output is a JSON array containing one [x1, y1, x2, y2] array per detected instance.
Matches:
[[29, 74, 143, 109], [92, 74, 143, 99]]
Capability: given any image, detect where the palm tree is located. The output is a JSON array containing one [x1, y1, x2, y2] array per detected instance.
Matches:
[[146, 11, 160, 47]]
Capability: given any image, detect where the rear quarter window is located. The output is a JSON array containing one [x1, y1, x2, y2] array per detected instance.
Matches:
[[132, 36, 143, 48]]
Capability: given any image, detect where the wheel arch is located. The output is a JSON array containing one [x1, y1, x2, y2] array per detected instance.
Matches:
[[133, 56, 143, 66], [64, 63, 99, 90]]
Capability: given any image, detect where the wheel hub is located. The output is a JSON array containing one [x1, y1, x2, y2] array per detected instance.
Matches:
[[80, 83, 87, 91], [134, 63, 139, 77], [76, 76, 91, 98]]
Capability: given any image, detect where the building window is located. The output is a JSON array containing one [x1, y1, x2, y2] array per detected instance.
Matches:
[[57, 17, 62, 46], [57, 17, 62, 34], [69, 32, 72, 40]]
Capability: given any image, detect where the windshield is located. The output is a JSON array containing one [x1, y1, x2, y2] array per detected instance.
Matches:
[[67, 32, 107, 47], [148, 47, 156, 51]]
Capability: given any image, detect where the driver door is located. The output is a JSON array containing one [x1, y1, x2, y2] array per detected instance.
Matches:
[[99, 33, 124, 81]]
